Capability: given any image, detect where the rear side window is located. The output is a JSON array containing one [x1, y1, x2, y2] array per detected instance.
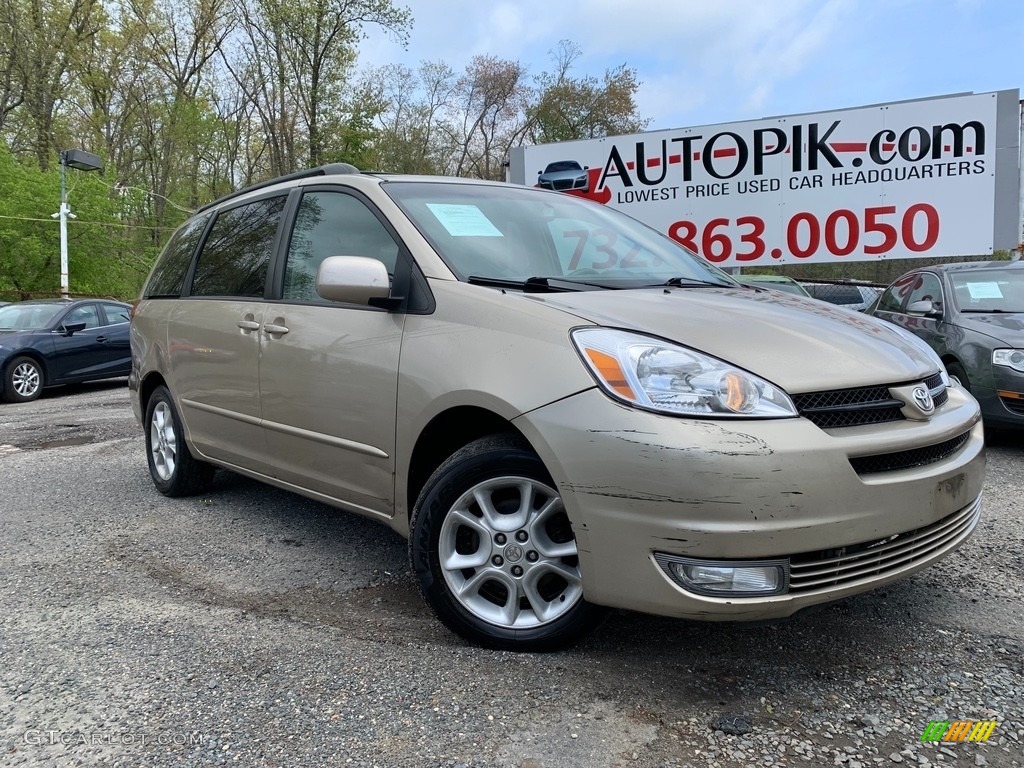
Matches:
[[145, 215, 209, 298], [191, 196, 286, 297], [100, 302, 131, 325]]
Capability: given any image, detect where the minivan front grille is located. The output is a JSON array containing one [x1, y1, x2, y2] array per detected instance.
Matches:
[[791, 386, 905, 428], [849, 431, 971, 475], [788, 497, 981, 594], [793, 372, 949, 429]]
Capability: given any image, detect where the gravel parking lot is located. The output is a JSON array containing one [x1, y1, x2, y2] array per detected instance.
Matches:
[[0, 382, 1021, 768]]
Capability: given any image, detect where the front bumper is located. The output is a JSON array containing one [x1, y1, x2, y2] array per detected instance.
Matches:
[[513, 385, 985, 621], [975, 364, 1024, 429]]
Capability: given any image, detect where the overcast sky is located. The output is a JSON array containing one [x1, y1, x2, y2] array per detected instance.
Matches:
[[358, 0, 1022, 131]]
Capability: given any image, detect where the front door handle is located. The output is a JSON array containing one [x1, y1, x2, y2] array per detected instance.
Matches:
[[237, 320, 261, 331], [263, 323, 289, 335], [96, 335, 108, 343]]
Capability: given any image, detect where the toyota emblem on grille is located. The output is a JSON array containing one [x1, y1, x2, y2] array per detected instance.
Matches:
[[912, 386, 935, 413]]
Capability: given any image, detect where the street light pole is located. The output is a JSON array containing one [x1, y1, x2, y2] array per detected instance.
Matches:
[[58, 156, 70, 298], [54, 149, 103, 298]]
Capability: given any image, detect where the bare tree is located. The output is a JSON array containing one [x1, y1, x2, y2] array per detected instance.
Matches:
[[446, 55, 529, 180], [0, 0, 26, 133], [8, 0, 102, 168], [226, 0, 409, 174]]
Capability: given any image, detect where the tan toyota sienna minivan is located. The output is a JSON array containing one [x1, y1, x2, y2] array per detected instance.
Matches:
[[130, 164, 986, 651]]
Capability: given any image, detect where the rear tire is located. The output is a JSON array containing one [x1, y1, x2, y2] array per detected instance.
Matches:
[[145, 385, 215, 496], [410, 434, 607, 651], [3, 356, 44, 403]]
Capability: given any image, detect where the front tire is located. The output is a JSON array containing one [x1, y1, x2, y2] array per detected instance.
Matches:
[[947, 361, 971, 393], [410, 434, 607, 651], [3, 356, 44, 403], [145, 385, 215, 496]]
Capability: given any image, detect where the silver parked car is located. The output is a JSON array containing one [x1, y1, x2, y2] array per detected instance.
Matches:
[[130, 164, 985, 651], [536, 160, 589, 192], [804, 281, 884, 312]]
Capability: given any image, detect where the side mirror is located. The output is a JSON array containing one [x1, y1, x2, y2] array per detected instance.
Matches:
[[316, 256, 391, 306], [61, 321, 87, 336], [907, 300, 941, 318]]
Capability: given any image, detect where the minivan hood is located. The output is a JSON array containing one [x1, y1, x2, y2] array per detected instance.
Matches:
[[524, 287, 936, 392]]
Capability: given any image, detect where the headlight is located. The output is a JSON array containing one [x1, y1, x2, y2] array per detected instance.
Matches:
[[571, 328, 797, 417], [993, 349, 1024, 373]]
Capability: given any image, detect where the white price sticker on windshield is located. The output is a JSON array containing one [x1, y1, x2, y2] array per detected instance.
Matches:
[[426, 204, 503, 237], [966, 282, 1003, 299]]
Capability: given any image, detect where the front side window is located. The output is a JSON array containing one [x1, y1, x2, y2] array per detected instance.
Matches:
[[191, 197, 286, 297], [875, 285, 904, 313], [283, 191, 399, 302], [63, 304, 101, 329], [904, 273, 943, 311]]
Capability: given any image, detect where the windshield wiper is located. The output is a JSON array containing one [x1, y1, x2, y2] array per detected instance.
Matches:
[[467, 276, 526, 289], [467, 275, 616, 292], [661, 276, 734, 288], [960, 308, 1016, 313]]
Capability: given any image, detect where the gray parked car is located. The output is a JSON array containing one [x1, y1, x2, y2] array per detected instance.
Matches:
[[866, 260, 1024, 429], [130, 164, 985, 651], [536, 160, 589, 192]]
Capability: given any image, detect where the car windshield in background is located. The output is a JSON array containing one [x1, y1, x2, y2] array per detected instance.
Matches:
[[383, 181, 734, 288], [0, 303, 64, 330], [950, 269, 1024, 313], [543, 161, 582, 173]]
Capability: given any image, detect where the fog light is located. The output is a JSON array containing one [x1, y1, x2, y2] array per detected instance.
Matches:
[[655, 554, 789, 597]]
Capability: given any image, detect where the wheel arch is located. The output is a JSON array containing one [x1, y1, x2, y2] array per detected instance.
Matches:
[[3, 350, 50, 389], [404, 406, 530, 527], [139, 370, 168, 416]]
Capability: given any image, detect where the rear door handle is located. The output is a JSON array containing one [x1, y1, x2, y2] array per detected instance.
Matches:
[[237, 320, 261, 331], [96, 335, 108, 343], [263, 323, 289, 335]]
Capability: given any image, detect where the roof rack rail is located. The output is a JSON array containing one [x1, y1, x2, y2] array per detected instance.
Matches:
[[196, 163, 360, 214]]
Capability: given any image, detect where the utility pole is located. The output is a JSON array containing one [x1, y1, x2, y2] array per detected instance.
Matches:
[[54, 150, 103, 297]]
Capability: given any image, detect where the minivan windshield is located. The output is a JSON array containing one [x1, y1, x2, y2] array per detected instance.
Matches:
[[384, 181, 735, 288]]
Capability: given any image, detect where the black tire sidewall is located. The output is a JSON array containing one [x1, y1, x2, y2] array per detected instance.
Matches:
[[4, 356, 43, 403], [145, 386, 180, 494], [947, 362, 971, 393], [410, 437, 605, 652], [144, 385, 212, 496]]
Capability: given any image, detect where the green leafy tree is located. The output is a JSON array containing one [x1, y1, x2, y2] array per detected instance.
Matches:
[[528, 40, 648, 144], [0, 147, 152, 299]]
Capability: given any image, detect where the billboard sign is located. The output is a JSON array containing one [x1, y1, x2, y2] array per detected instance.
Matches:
[[509, 90, 1020, 266]]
